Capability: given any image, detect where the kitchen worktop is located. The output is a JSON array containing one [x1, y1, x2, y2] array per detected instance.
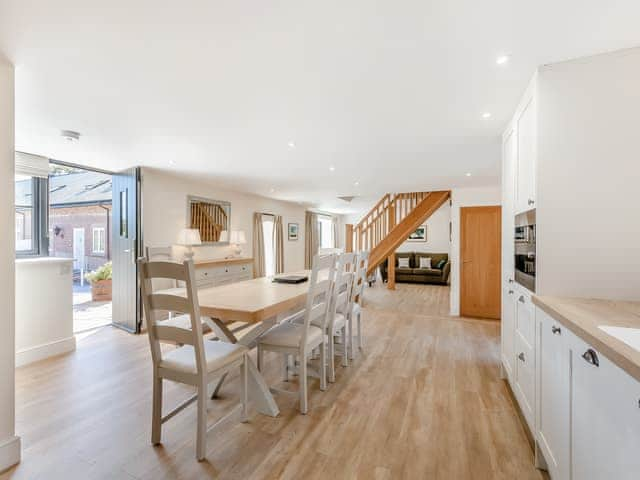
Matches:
[[533, 295, 640, 382]]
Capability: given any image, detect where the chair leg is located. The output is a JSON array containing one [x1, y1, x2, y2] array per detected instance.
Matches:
[[357, 311, 364, 351], [319, 342, 327, 391], [283, 353, 289, 382], [151, 373, 163, 445], [328, 331, 336, 383], [299, 354, 308, 414], [257, 345, 264, 372], [196, 383, 207, 461], [341, 326, 349, 367], [348, 315, 355, 360], [240, 358, 249, 422]]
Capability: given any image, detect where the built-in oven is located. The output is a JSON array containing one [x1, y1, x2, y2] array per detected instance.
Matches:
[[514, 210, 536, 292]]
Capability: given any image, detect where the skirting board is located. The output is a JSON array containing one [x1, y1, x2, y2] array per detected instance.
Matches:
[[16, 336, 76, 367], [0, 436, 21, 473]]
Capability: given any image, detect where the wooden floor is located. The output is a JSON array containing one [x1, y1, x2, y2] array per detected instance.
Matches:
[[4, 283, 544, 480]]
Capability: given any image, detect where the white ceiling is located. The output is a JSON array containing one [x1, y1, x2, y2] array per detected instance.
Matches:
[[1, 1, 639, 214]]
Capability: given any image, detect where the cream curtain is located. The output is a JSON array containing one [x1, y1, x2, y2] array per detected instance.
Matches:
[[274, 215, 285, 274], [332, 216, 339, 249], [305, 211, 319, 269], [253, 212, 265, 277]]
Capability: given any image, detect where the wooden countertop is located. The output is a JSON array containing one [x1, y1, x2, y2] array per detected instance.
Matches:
[[533, 295, 640, 382], [194, 257, 253, 268]]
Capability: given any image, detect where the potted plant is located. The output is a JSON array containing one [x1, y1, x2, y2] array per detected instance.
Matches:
[[85, 262, 113, 302]]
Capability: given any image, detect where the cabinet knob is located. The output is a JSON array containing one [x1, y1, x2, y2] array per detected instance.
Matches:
[[508, 290, 514, 295], [508, 278, 514, 283], [518, 352, 525, 362], [582, 349, 600, 367], [518, 295, 525, 303], [552, 326, 562, 335], [528, 199, 535, 206]]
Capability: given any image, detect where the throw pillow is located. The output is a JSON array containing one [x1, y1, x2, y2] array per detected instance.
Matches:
[[437, 259, 446, 269], [398, 257, 410, 268], [419, 257, 432, 269]]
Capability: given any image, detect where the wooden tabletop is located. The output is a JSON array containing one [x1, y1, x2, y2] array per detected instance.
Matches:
[[162, 271, 313, 324], [533, 295, 640, 382]]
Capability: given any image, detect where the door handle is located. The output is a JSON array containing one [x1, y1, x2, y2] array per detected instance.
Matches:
[[518, 352, 525, 362], [582, 349, 599, 367], [552, 326, 562, 335]]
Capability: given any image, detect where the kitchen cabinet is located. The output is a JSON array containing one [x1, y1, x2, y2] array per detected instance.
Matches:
[[514, 326, 536, 430], [502, 284, 516, 380], [516, 94, 536, 213], [195, 259, 253, 288], [570, 334, 640, 480], [537, 309, 571, 480]]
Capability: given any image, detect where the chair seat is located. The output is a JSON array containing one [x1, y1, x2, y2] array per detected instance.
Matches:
[[259, 322, 324, 349], [157, 314, 212, 333], [332, 313, 346, 332], [159, 341, 247, 375]]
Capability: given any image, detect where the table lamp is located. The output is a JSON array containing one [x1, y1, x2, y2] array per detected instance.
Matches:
[[177, 228, 202, 261], [229, 230, 246, 257]]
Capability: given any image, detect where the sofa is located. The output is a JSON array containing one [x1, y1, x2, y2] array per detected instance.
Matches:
[[380, 252, 450, 285]]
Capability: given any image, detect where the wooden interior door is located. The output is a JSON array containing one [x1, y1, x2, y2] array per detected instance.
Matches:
[[460, 206, 502, 320]]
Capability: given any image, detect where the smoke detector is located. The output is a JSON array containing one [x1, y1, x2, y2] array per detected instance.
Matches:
[[61, 130, 81, 142], [338, 196, 356, 203]]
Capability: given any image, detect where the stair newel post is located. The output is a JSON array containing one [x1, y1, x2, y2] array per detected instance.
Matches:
[[387, 201, 396, 290]]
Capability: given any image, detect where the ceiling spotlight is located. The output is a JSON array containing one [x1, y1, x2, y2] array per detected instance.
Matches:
[[61, 130, 80, 142], [466, 172, 472, 177], [287, 141, 296, 149], [329, 166, 335, 172], [269, 188, 275, 193], [496, 55, 510, 65], [354, 181, 360, 186], [482, 112, 492, 119], [168, 160, 176, 166]]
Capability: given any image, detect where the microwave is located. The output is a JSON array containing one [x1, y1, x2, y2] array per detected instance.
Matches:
[[514, 210, 536, 292]]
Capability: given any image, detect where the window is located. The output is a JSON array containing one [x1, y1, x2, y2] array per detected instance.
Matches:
[[14, 174, 48, 256], [92, 227, 106, 254], [262, 215, 275, 277], [318, 216, 335, 249]]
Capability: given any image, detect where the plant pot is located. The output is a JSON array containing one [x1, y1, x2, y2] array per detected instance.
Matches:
[[91, 279, 112, 302]]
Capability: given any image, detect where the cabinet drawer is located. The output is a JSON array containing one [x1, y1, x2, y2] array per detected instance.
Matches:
[[515, 289, 535, 347], [515, 331, 535, 430]]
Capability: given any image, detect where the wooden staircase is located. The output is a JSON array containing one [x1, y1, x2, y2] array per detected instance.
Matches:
[[348, 191, 451, 288]]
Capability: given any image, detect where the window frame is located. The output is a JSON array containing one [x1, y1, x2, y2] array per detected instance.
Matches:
[[15, 176, 49, 258], [92, 227, 106, 254]]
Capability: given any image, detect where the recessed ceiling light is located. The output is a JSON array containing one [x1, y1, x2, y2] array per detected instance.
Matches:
[[329, 166, 335, 172], [466, 172, 472, 177], [168, 160, 176, 166], [354, 181, 360, 186], [287, 141, 296, 149], [61, 130, 80, 142], [482, 112, 491, 119], [496, 54, 510, 65], [269, 188, 275, 193]]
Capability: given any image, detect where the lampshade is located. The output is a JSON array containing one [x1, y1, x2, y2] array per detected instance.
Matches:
[[230, 230, 247, 245], [177, 228, 202, 246]]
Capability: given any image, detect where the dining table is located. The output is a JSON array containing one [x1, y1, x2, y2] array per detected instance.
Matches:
[[159, 271, 315, 417]]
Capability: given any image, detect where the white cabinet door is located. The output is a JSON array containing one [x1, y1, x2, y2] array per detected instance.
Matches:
[[502, 286, 516, 381], [515, 290, 535, 347], [571, 336, 640, 480], [537, 309, 570, 480], [514, 330, 536, 430], [516, 95, 536, 213]]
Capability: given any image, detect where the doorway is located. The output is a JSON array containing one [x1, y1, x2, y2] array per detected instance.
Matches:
[[460, 206, 501, 319]]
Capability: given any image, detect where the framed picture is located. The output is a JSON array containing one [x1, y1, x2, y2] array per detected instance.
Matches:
[[407, 225, 427, 242], [288, 223, 299, 241]]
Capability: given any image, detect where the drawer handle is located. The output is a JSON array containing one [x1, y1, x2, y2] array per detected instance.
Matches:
[[582, 349, 599, 367], [508, 278, 514, 284], [508, 290, 514, 295], [528, 199, 535, 206], [551, 326, 562, 335], [518, 295, 525, 304], [518, 352, 525, 362]]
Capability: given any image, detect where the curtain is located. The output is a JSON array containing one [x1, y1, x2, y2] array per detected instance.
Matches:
[[253, 212, 265, 277], [305, 211, 319, 268], [332, 216, 339, 249], [274, 215, 285, 274]]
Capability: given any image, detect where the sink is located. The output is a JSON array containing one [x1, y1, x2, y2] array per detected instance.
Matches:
[[598, 326, 640, 353]]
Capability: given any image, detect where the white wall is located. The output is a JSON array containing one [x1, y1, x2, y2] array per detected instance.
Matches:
[[141, 168, 307, 273], [0, 56, 20, 471], [449, 186, 502, 316], [15, 259, 75, 367], [396, 202, 451, 254], [536, 48, 640, 299]]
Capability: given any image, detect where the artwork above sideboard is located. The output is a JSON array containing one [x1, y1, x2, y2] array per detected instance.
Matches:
[[187, 195, 231, 244]]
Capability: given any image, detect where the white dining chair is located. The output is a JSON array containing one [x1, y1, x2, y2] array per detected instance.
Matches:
[[256, 254, 336, 414], [348, 251, 369, 358], [139, 258, 249, 461]]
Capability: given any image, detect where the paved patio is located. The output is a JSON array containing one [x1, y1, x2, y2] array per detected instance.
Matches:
[[73, 284, 112, 333]]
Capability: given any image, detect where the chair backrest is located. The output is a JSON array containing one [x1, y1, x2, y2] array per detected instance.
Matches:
[[330, 253, 356, 328], [146, 246, 178, 290], [352, 251, 370, 305], [299, 253, 337, 350], [139, 258, 207, 375]]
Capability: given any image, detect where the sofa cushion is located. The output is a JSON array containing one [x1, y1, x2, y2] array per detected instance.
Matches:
[[396, 267, 413, 275], [398, 257, 410, 268], [418, 256, 432, 269], [395, 252, 414, 267], [412, 268, 442, 277], [436, 259, 446, 269], [416, 252, 448, 267]]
